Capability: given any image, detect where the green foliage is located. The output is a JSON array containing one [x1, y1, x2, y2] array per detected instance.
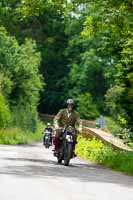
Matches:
[[11, 106, 38, 132], [0, 28, 43, 106], [0, 122, 44, 145], [104, 117, 121, 136], [17, 0, 45, 17], [0, 28, 43, 131], [65, 8, 115, 114], [119, 33, 133, 128], [104, 117, 133, 147], [0, 0, 132, 137], [0, 93, 11, 128], [80, 0, 133, 128], [76, 93, 99, 119], [76, 135, 133, 175], [105, 86, 125, 120], [117, 128, 133, 147]]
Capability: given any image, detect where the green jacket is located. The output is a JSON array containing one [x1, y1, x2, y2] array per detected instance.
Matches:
[[54, 109, 80, 129]]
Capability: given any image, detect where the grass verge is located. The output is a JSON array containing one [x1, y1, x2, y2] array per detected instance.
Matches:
[[0, 122, 44, 145], [75, 135, 133, 175]]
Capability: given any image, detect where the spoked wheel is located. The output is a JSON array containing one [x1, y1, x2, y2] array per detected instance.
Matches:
[[64, 143, 73, 166]]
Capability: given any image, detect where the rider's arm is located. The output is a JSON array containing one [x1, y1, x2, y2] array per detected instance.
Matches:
[[53, 110, 63, 129], [42, 127, 47, 133]]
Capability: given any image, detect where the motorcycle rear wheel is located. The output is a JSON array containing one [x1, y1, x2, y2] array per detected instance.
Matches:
[[45, 144, 49, 148]]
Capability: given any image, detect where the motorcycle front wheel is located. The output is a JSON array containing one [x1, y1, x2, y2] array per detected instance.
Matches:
[[64, 142, 73, 166]]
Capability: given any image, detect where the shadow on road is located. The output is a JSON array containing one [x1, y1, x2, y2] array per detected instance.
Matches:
[[0, 156, 133, 189]]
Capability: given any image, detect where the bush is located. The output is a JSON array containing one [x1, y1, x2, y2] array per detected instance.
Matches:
[[104, 117, 121, 136], [104, 117, 133, 147], [118, 128, 133, 147], [0, 28, 43, 133], [0, 122, 44, 145], [76, 93, 99, 119], [76, 135, 133, 175], [0, 93, 11, 128], [11, 106, 38, 132]]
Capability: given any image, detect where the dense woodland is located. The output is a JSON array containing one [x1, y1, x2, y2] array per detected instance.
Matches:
[[0, 0, 133, 137]]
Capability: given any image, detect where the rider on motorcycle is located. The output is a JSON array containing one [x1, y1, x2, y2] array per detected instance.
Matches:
[[53, 99, 82, 153], [45, 123, 53, 133], [43, 123, 53, 145]]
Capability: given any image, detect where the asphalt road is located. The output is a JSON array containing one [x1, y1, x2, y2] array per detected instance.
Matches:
[[0, 142, 133, 200]]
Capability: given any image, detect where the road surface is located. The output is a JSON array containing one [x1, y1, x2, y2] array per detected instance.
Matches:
[[0, 142, 133, 200]]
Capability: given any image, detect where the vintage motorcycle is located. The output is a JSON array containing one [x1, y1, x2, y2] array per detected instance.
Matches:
[[54, 126, 76, 166], [43, 130, 52, 148]]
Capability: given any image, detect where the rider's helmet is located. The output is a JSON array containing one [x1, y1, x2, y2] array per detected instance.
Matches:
[[67, 99, 74, 105]]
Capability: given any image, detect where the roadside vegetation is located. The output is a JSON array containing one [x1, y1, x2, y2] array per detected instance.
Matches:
[[0, 1, 132, 146], [0, 122, 44, 145], [103, 117, 133, 148], [0, 26, 43, 144], [103, 117, 121, 136], [76, 135, 133, 175]]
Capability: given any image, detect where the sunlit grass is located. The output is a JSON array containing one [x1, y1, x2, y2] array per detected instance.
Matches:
[[0, 122, 44, 145]]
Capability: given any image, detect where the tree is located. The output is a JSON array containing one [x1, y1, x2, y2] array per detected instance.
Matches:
[[0, 27, 43, 130], [77, 0, 133, 125], [0, 93, 11, 128], [76, 93, 99, 119], [0, 0, 132, 126]]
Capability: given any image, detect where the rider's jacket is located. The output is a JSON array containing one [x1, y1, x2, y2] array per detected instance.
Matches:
[[54, 109, 81, 130]]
